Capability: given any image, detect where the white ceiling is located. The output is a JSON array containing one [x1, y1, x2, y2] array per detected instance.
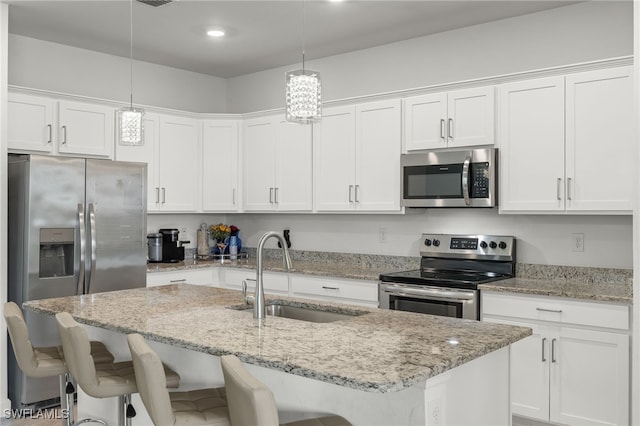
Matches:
[[6, 0, 579, 78]]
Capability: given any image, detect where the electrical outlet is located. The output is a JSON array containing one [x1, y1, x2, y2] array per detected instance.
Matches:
[[379, 228, 387, 244], [571, 233, 584, 252], [428, 398, 442, 425]]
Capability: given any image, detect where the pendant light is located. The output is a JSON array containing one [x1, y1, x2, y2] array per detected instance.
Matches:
[[285, 0, 321, 124], [118, 0, 145, 145]]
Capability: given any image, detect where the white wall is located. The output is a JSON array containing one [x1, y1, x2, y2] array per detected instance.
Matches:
[[223, 212, 634, 269], [227, 1, 633, 113], [8, 34, 228, 113]]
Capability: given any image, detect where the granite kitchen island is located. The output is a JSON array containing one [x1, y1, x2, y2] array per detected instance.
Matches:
[[24, 284, 531, 425]]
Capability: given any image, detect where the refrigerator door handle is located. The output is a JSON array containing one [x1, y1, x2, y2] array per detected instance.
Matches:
[[87, 203, 97, 294], [77, 203, 86, 295]]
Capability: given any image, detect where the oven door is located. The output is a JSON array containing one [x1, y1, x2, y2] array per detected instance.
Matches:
[[379, 282, 479, 320]]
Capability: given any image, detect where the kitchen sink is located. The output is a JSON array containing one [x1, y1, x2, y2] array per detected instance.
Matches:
[[237, 303, 367, 323]]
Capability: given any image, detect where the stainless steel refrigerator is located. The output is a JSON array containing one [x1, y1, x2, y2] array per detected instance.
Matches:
[[7, 154, 147, 409]]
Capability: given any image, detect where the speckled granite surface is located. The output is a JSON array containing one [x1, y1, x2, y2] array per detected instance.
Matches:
[[24, 284, 530, 393]]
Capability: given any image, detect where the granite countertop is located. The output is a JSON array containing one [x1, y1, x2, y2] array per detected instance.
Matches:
[[480, 277, 632, 304], [24, 284, 530, 393]]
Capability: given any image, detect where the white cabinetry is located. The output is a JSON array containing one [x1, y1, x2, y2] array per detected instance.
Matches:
[[314, 99, 401, 212], [482, 292, 630, 426], [403, 86, 494, 151], [243, 116, 312, 212], [499, 66, 633, 213], [219, 268, 289, 296], [290, 275, 378, 307], [147, 268, 214, 287], [202, 119, 240, 212], [8, 92, 114, 158]]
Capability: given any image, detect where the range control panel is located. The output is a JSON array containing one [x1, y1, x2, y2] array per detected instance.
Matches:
[[420, 234, 515, 262]]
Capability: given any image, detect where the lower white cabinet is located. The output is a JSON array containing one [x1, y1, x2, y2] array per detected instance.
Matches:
[[147, 268, 214, 287], [290, 275, 378, 307], [482, 292, 629, 426], [218, 268, 289, 296]]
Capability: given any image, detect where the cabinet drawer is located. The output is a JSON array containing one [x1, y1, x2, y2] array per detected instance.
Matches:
[[291, 275, 378, 304], [222, 268, 289, 294], [147, 269, 213, 287], [482, 292, 629, 330]]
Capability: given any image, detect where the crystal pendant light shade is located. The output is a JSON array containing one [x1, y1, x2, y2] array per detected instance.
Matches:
[[286, 69, 321, 124], [117, 107, 145, 146]]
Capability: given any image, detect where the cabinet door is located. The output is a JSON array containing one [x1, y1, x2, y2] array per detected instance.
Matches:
[[243, 118, 276, 211], [314, 105, 356, 211], [7, 92, 55, 153], [403, 93, 447, 151], [355, 99, 402, 211], [550, 327, 629, 426], [484, 317, 551, 421], [498, 77, 565, 212], [275, 120, 313, 211], [116, 114, 160, 212], [565, 67, 633, 212], [202, 120, 240, 212], [58, 100, 113, 157], [447, 86, 495, 147], [158, 115, 200, 211]]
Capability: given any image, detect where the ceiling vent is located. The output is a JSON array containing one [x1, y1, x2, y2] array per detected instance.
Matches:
[[136, 0, 173, 7]]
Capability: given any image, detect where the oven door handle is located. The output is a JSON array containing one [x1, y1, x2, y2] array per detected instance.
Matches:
[[381, 284, 476, 303], [462, 152, 472, 206]]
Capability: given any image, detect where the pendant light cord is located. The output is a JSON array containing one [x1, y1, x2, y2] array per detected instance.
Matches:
[[129, 0, 134, 108], [301, 0, 306, 71]]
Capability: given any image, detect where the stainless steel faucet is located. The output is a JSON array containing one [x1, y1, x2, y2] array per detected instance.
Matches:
[[254, 231, 292, 320]]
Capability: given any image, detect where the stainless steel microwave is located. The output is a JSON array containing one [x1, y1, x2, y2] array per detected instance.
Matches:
[[401, 148, 497, 208]]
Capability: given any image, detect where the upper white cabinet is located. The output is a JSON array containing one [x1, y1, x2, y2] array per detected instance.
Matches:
[[499, 66, 633, 214], [314, 99, 402, 212], [202, 119, 240, 212], [243, 115, 312, 212], [404, 86, 494, 151], [8, 92, 114, 158]]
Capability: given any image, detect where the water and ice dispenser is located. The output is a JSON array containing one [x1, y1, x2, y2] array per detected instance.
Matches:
[[38, 228, 74, 278]]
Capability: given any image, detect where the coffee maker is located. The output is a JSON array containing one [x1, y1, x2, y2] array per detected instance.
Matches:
[[159, 229, 188, 263]]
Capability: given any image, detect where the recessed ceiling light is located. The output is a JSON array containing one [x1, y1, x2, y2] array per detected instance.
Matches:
[[207, 29, 225, 38]]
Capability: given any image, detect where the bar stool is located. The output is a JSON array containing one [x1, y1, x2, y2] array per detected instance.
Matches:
[[3, 301, 114, 426], [126, 333, 230, 426], [55, 312, 181, 426], [220, 355, 352, 426]]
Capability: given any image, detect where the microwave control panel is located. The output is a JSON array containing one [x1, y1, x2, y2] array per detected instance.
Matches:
[[470, 162, 490, 198]]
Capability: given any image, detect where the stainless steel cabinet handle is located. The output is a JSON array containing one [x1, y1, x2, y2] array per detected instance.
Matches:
[[551, 338, 557, 363], [87, 203, 97, 294], [155, 187, 160, 204], [567, 177, 572, 201], [462, 154, 471, 206], [541, 337, 547, 362], [161, 187, 166, 204], [536, 307, 562, 313], [557, 178, 562, 201], [448, 118, 454, 140], [269, 187, 274, 204], [169, 279, 187, 283], [440, 119, 445, 140], [47, 124, 52, 144], [61, 125, 67, 144], [322, 286, 340, 291], [355, 185, 360, 203], [349, 185, 354, 203], [77, 204, 86, 296], [275, 187, 279, 204]]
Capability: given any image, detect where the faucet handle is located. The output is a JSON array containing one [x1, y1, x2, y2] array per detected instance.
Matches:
[[242, 279, 255, 305]]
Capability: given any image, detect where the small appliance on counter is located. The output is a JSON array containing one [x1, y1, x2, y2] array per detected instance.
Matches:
[[147, 233, 163, 263], [158, 228, 189, 263]]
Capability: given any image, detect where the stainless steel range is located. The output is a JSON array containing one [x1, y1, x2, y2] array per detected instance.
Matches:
[[379, 233, 516, 320]]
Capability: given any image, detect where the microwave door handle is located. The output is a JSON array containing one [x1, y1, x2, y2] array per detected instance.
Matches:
[[462, 153, 471, 206]]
